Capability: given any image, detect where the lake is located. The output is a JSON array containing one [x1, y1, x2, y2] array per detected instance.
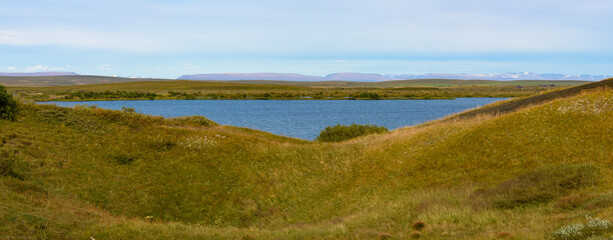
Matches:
[[44, 98, 507, 140]]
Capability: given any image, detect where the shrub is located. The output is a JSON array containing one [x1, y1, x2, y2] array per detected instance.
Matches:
[[168, 115, 218, 127], [0, 85, 18, 120], [477, 164, 599, 209], [316, 124, 388, 142], [110, 153, 136, 165], [412, 221, 426, 231]]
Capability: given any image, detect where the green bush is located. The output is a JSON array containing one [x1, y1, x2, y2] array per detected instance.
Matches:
[[358, 92, 381, 100], [0, 85, 18, 120], [316, 123, 388, 142]]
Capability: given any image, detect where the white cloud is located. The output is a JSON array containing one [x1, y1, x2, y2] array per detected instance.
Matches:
[[100, 64, 112, 71], [7, 67, 16, 70], [182, 63, 197, 70], [25, 65, 69, 72]]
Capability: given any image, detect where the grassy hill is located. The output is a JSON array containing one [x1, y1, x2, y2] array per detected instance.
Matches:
[[0, 79, 612, 239]]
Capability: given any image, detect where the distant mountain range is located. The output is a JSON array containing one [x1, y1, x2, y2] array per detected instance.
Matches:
[[179, 72, 610, 81], [1, 71, 609, 81], [0, 72, 79, 77]]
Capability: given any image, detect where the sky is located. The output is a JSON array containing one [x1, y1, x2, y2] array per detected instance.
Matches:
[[1, 0, 612, 79]]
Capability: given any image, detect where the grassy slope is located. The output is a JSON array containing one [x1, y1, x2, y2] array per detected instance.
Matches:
[[1, 80, 612, 239], [447, 78, 613, 121]]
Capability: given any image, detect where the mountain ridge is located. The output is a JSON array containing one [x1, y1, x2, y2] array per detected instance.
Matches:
[[179, 72, 610, 81]]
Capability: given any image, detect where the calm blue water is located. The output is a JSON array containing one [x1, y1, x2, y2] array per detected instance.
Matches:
[[43, 98, 506, 140]]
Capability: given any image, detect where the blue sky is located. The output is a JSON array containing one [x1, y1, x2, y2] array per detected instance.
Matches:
[[1, 0, 612, 78]]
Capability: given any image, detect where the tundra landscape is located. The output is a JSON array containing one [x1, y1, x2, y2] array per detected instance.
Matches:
[[2, 0, 613, 239], [1, 78, 612, 239]]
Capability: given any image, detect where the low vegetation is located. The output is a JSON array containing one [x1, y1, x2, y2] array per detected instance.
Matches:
[[0, 79, 612, 239], [316, 123, 389, 142], [5, 79, 581, 102], [554, 216, 612, 240]]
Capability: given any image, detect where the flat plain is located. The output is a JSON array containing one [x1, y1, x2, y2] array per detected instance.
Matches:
[[3, 75, 588, 101]]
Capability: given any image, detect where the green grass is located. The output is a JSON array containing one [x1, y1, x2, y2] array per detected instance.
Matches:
[[0, 79, 612, 239]]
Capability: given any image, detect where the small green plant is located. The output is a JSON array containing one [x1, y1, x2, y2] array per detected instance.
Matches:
[[0, 85, 18, 120], [316, 123, 388, 142], [554, 216, 612, 240], [554, 223, 585, 240]]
